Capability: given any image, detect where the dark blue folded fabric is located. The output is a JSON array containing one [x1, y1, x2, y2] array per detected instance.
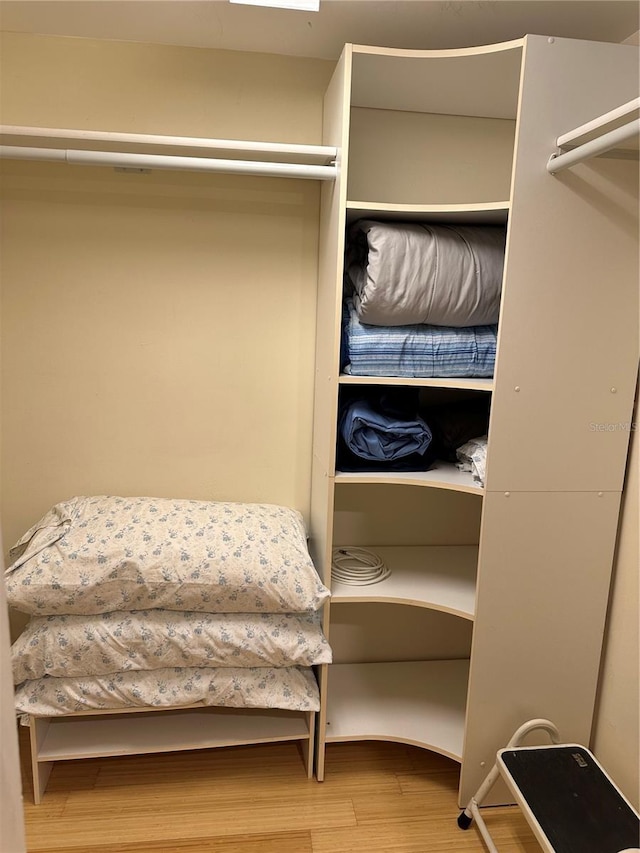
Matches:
[[336, 440, 437, 472], [341, 399, 432, 461], [336, 391, 435, 472]]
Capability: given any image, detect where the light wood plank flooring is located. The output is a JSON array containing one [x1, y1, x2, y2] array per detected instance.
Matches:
[[18, 726, 541, 852]]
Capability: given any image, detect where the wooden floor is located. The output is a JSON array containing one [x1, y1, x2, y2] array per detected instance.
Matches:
[[18, 726, 541, 853]]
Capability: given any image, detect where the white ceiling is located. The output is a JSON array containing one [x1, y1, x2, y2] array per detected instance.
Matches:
[[0, 0, 638, 61]]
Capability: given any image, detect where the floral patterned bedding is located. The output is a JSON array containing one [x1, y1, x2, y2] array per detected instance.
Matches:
[[12, 610, 332, 683], [6, 496, 330, 615], [8, 496, 330, 722], [14, 665, 321, 717]]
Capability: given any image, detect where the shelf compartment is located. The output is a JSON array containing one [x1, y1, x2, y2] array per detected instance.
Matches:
[[335, 462, 483, 495], [331, 545, 477, 619], [350, 42, 524, 119], [325, 659, 469, 760], [346, 107, 516, 205], [339, 375, 494, 392], [346, 200, 510, 225], [35, 706, 312, 761], [28, 706, 314, 801]]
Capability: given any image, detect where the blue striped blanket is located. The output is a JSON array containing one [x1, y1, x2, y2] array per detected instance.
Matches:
[[342, 299, 497, 379]]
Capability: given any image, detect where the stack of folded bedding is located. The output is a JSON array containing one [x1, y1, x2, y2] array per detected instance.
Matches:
[[342, 299, 497, 379], [337, 388, 437, 472], [5, 495, 331, 717], [342, 220, 505, 378]]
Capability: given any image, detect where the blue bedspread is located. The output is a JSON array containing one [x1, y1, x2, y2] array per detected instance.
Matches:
[[342, 299, 497, 379], [336, 389, 436, 472], [340, 398, 432, 462]]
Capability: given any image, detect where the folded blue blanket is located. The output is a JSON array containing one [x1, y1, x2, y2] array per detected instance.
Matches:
[[340, 398, 432, 462], [342, 299, 497, 378]]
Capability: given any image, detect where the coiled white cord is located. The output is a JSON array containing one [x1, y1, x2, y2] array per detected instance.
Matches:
[[331, 547, 391, 586]]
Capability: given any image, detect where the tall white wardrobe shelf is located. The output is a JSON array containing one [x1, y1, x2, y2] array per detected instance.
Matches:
[[309, 35, 639, 805]]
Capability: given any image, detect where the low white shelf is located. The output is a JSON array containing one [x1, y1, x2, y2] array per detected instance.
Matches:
[[28, 705, 315, 803], [325, 659, 469, 761]]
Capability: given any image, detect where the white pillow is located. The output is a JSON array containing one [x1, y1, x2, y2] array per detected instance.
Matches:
[[12, 610, 332, 682], [14, 666, 321, 716], [6, 496, 330, 615]]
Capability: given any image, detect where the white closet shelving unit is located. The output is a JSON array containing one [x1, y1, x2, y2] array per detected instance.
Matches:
[[310, 35, 639, 805]]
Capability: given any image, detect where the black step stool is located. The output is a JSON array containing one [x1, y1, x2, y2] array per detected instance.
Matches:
[[458, 719, 640, 853]]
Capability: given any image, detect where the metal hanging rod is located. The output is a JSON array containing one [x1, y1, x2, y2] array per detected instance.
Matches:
[[555, 98, 639, 148], [547, 98, 639, 175], [0, 145, 337, 180], [0, 125, 338, 163], [547, 120, 639, 174], [0, 125, 338, 180]]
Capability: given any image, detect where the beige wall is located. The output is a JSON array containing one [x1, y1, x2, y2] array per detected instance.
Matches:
[[0, 34, 332, 642], [0, 32, 332, 142], [593, 391, 639, 808], [1, 33, 332, 580]]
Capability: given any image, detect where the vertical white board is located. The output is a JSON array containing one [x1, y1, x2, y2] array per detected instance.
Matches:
[[487, 35, 639, 493], [461, 489, 623, 804]]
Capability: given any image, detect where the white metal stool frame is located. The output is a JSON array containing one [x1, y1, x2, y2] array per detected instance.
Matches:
[[458, 719, 640, 853], [457, 718, 640, 853], [457, 719, 561, 852]]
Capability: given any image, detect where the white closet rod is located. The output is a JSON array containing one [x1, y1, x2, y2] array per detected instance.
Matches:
[[0, 145, 337, 180], [556, 97, 639, 148], [0, 125, 338, 180], [0, 125, 336, 161], [547, 97, 640, 174], [547, 120, 639, 174]]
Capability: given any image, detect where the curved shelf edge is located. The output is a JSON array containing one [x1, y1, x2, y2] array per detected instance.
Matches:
[[325, 732, 463, 763], [346, 200, 510, 225], [330, 594, 475, 621], [339, 375, 494, 391], [335, 467, 484, 496], [351, 39, 525, 60]]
